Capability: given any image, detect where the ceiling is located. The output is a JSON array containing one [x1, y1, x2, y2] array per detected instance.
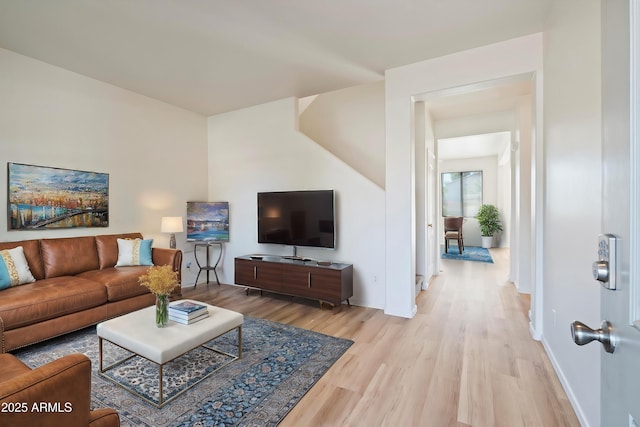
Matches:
[[438, 132, 511, 161], [0, 0, 550, 116], [420, 77, 533, 121]]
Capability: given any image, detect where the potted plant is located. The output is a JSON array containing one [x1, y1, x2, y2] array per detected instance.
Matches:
[[476, 204, 502, 248]]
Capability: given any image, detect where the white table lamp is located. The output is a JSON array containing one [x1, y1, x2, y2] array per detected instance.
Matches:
[[161, 216, 183, 249]]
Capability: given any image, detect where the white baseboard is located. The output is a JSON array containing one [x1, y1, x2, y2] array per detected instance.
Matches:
[[541, 337, 591, 427], [529, 321, 542, 341]]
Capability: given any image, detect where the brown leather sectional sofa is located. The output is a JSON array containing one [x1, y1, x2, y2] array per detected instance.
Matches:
[[0, 232, 182, 353]]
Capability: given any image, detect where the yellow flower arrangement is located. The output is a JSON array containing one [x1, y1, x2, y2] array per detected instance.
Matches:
[[139, 265, 178, 296]]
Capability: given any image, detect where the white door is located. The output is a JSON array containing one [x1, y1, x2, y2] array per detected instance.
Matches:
[[576, 1, 640, 425], [425, 149, 437, 284]]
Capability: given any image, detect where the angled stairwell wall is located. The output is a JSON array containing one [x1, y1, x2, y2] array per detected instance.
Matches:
[[298, 81, 385, 189]]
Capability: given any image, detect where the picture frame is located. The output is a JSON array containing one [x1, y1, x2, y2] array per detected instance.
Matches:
[[186, 201, 229, 242], [7, 162, 109, 230]]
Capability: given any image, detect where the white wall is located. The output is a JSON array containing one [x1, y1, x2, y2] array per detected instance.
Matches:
[[514, 95, 533, 293], [542, 1, 602, 426], [207, 98, 386, 309], [415, 102, 438, 289], [497, 151, 511, 250], [435, 110, 516, 139], [385, 34, 543, 318], [299, 81, 385, 189], [438, 156, 500, 247], [0, 48, 208, 282]]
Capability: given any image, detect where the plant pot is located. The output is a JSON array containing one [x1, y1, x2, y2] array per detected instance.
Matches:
[[481, 236, 493, 249]]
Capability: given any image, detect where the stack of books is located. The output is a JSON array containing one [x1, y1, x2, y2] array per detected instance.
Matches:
[[168, 301, 209, 325]]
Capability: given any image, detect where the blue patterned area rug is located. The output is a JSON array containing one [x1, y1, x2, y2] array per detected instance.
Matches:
[[441, 245, 494, 263], [13, 317, 353, 427]]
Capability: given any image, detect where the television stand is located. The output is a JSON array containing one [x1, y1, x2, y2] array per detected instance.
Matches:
[[194, 242, 223, 286], [234, 255, 353, 308]]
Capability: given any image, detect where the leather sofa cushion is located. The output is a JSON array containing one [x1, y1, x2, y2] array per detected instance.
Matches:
[[0, 239, 44, 280], [95, 232, 143, 269], [0, 276, 107, 330], [77, 266, 151, 302], [41, 236, 99, 278]]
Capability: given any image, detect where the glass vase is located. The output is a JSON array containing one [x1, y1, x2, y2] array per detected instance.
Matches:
[[155, 294, 169, 328]]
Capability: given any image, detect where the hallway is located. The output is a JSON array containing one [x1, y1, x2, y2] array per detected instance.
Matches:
[[424, 248, 578, 426], [185, 248, 579, 426]]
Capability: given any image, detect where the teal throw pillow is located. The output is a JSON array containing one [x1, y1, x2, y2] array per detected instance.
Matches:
[[115, 238, 153, 267], [0, 246, 36, 290]]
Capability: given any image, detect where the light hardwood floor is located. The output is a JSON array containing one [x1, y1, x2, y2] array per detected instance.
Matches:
[[183, 248, 579, 427]]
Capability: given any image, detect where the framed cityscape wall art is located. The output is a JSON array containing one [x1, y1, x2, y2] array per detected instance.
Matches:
[[186, 201, 230, 242], [7, 162, 109, 230]]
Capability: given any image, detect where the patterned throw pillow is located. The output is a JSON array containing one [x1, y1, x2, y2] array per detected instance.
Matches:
[[115, 238, 153, 267], [0, 246, 36, 290]]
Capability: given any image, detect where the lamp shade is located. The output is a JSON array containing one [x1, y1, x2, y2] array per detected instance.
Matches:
[[160, 216, 183, 233]]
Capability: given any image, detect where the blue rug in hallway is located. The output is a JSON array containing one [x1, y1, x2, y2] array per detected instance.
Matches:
[[441, 245, 494, 263]]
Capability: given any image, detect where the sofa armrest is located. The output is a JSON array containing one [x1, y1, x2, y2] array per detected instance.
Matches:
[[1, 316, 5, 354], [151, 248, 182, 281], [152, 248, 183, 298], [0, 353, 93, 427], [89, 408, 120, 427]]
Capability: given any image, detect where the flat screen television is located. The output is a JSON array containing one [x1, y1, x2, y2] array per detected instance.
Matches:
[[186, 201, 230, 242], [257, 190, 335, 249]]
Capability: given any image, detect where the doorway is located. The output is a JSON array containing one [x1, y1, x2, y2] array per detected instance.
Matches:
[[383, 34, 543, 328], [414, 74, 536, 310]]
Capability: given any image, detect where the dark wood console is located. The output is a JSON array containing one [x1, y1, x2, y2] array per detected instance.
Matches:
[[234, 255, 353, 307]]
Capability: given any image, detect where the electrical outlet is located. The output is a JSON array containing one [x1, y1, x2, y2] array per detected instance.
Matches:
[[552, 309, 557, 327]]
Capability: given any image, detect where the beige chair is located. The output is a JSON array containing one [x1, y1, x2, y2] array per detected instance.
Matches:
[[444, 216, 464, 254]]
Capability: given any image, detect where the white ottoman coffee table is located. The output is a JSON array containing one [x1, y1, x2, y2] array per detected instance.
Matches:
[[96, 299, 243, 407]]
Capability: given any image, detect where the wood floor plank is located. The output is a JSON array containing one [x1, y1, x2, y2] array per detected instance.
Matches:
[[183, 248, 579, 426], [458, 332, 495, 426]]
